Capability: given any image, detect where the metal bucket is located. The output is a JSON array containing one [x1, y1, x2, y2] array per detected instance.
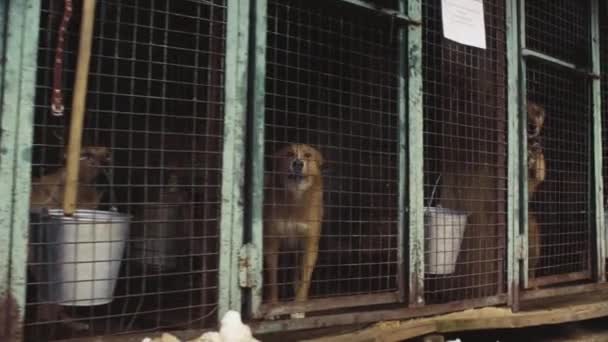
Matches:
[[30, 209, 130, 306], [424, 206, 469, 275], [131, 203, 185, 272]]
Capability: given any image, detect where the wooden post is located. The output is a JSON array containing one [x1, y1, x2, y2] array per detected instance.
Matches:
[[62, 0, 96, 215]]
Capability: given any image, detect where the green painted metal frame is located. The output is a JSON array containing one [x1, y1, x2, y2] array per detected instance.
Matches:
[[404, 0, 424, 306], [219, 0, 251, 318], [249, 0, 267, 319], [590, 0, 605, 282], [506, 0, 522, 308], [0, 0, 41, 339], [517, 0, 531, 290], [514, 0, 605, 292]]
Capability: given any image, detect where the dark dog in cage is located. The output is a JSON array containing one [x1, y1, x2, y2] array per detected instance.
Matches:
[[264, 143, 324, 319], [29, 145, 111, 332], [527, 102, 547, 284]]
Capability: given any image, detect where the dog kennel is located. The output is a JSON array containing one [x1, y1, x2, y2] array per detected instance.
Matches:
[[0, 0, 607, 341]]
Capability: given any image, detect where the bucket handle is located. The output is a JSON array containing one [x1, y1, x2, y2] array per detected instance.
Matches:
[[428, 174, 441, 208]]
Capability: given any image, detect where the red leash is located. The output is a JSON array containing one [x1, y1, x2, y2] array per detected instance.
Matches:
[[51, 0, 73, 116]]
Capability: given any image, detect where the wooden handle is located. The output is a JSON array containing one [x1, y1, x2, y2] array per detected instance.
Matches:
[[63, 0, 96, 215]]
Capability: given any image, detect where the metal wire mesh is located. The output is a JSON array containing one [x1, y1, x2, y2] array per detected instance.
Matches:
[[525, 1, 592, 286], [525, 0, 590, 66], [263, 0, 401, 312], [27, 0, 225, 339], [422, 0, 507, 304]]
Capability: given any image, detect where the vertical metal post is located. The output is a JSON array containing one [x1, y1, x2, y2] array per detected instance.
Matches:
[[249, 0, 267, 318], [590, 0, 605, 282], [0, 0, 41, 340], [506, 0, 521, 308], [517, 0, 531, 290], [397, 0, 407, 304], [405, 0, 424, 306], [219, 0, 251, 318]]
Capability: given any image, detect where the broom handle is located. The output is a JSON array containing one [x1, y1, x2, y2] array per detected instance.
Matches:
[[63, 0, 96, 215]]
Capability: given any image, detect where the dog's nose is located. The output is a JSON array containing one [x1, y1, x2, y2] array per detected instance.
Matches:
[[292, 159, 304, 172]]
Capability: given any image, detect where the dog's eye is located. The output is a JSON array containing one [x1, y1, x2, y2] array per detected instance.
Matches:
[[286, 151, 295, 157], [304, 153, 312, 158]]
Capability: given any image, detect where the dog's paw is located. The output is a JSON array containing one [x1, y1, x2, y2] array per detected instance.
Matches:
[[290, 312, 305, 319]]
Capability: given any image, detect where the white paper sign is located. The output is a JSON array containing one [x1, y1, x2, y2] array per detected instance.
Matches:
[[441, 0, 487, 49]]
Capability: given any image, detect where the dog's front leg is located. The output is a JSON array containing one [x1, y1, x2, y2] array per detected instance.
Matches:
[[293, 231, 320, 319], [264, 237, 280, 304]]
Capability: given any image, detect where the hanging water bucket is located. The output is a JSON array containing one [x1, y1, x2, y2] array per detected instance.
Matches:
[[31, 209, 130, 306], [424, 206, 469, 275]]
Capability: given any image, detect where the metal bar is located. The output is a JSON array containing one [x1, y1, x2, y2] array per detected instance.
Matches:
[[506, 0, 521, 308], [405, 0, 424, 306], [250, 295, 507, 334], [520, 282, 608, 301], [249, 0, 267, 319], [397, 0, 407, 304], [0, 0, 41, 339], [219, 0, 251, 318], [336, 0, 421, 25], [259, 292, 400, 318], [527, 271, 591, 288], [590, 0, 605, 282], [521, 48, 599, 78], [518, 0, 530, 291]]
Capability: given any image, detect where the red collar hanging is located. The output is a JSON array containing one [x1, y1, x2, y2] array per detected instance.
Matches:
[[51, 0, 73, 116]]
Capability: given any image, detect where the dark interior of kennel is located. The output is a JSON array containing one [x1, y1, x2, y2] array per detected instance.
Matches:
[[27, 0, 225, 339], [422, 0, 507, 303], [525, 0, 592, 284], [263, 0, 401, 303]]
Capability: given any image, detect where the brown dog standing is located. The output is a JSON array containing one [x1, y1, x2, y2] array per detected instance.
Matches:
[[264, 144, 324, 319], [29, 146, 111, 331], [527, 102, 546, 284]]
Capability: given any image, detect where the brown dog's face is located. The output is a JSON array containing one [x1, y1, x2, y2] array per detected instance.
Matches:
[[527, 102, 545, 139], [71, 146, 112, 182], [272, 144, 323, 192]]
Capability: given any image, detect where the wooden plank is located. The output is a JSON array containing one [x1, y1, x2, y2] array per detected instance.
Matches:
[[302, 295, 608, 342]]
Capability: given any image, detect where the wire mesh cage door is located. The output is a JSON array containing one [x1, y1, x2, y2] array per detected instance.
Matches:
[[26, 0, 228, 339], [517, 0, 604, 291], [247, 0, 421, 320], [421, 0, 508, 305]]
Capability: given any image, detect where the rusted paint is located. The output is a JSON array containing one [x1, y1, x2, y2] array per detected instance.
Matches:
[[528, 271, 591, 289], [0, 292, 22, 341], [260, 292, 400, 318], [520, 282, 608, 302], [250, 295, 506, 335]]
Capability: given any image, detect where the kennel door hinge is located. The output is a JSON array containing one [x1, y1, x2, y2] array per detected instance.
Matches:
[[239, 243, 260, 288]]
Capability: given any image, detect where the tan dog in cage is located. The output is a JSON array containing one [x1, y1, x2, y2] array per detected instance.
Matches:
[[264, 144, 324, 319], [30, 146, 111, 209], [527, 102, 546, 284], [29, 145, 111, 331]]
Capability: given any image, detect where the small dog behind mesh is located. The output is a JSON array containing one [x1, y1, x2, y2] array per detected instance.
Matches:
[[30, 146, 111, 209], [264, 143, 324, 319], [29, 145, 111, 332]]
